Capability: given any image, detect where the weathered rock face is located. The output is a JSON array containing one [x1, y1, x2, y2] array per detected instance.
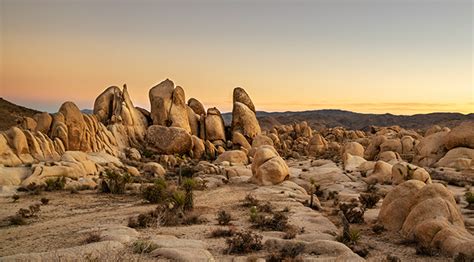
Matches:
[[251, 145, 289, 185], [34, 112, 53, 134], [365, 160, 392, 184], [187, 98, 206, 116], [58, 102, 87, 151], [93, 85, 148, 148], [149, 80, 191, 133], [435, 147, 474, 170], [204, 107, 226, 142], [413, 131, 449, 167], [145, 125, 192, 155], [215, 150, 248, 165], [149, 79, 174, 126], [444, 121, 474, 150], [391, 162, 432, 184], [186, 106, 200, 137], [231, 88, 260, 141], [379, 181, 474, 258], [306, 134, 328, 156], [191, 136, 205, 160]]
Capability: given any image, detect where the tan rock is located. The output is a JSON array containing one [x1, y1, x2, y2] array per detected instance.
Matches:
[[444, 121, 474, 150], [187, 98, 206, 116], [191, 135, 205, 160], [435, 147, 474, 170], [149, 79, 174, 126], [145, 126, 192, 155], [232, 131, 251, 151], [392, 162, 432, 185], [251, 145, 289, 185], [215, 150, 248, 165], [205, 107, 226, 141], [34, 112, 53, 134]]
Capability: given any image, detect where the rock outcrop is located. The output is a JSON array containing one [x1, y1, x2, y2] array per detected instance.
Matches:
[[145, 125, 192, 155], [251, 145, 289, 185], [231, 88, 261, 141]]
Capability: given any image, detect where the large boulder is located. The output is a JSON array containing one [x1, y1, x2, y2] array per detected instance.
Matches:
[[146, 126, 192, 155], [251, 145, 289, 185], [187, 98, 206, 116], [34, 112, 53, 134], [231, 88, 260, 140], [204, 108, 226, 141], [435, 147, 474, 170], [59, 102, 87, 151], [149, 79, 174, 126], [168, 86, 191, 133], [444, 121, 474, 150], [391, 162, 432, 185], [413, 131, 449, 167], [215, 150, 248, 165], [191, 136, 205, 160], [306, 134, 328, 156], [379, 181, 474, 258], [364, 160, 392, 184]]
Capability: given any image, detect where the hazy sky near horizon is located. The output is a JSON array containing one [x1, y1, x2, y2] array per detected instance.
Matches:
[[1, 0, 472, 115]]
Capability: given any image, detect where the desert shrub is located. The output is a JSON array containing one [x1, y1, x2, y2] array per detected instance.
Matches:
[[182, 212, 206, 225], [40, 198, 50, 205], [283, 225, 301, 239], [172, 190, 186, 210], [132, 240, 158, 254], [372, 224, 385, 234], [242, 194, 259, 207], [217, 210, 232, 225], [257, 202, 273, 213], [359, 193, 381, 209], [100, 171, 130, 194], [339, 202, 365, 224], [84, 231, 102, 243], [128, 211, 158, 229], [337, 228, 361, 245], [210, 227, 236, 238], [141, 149, 154, 159], [251, 211, 290, 232], [45, 177, 66, 191], [465, 192, 474, 209], [225, 230, 263, 254], [182, 178, 195, 211], [267, 242, 305, 262], [141, 178, 169, 204], [12, 194, 19, 202], [70, 188, 79, 194], [415, 243, 439, 256], [9, 214, 26, 225]]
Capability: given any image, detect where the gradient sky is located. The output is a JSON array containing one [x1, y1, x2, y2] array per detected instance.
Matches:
[[1, 0, 472, 114]]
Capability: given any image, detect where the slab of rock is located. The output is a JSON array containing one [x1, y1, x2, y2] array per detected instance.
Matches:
[[146, 125, 192, 155], [250, 145, 289, 185]]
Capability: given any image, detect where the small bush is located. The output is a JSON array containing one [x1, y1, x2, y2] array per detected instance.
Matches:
[[225, 231, 263, 254], [172, 190, 186, 210], [372, 224, 385, 234], [359, 193, 381, 209], [9, 214, 26, 225], [100, 171, 130, 194], [141, 178, 169, 204], [182, 213, 206, 225], [283, 225, 300, 239], [210, 227, 236, 238], [465, 192, 474, 209], [217, 210, 232, 225], [251, 211, 290, 232], [12, 194, 20, 202], [257, 202, 273, 213], [242, 194, 259, 207], [85, 231, 102, 244], [132, 240, 158, 254], [45, 177, 66, 191], [182, 178, 195, 211], [40, 198, 50, 205], [268, 242, 305, 262], [339, 202, 365, 224]]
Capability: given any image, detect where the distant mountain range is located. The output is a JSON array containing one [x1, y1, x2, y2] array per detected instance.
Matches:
[[1, 97, 472, 131], [222, 109, 474, 131]]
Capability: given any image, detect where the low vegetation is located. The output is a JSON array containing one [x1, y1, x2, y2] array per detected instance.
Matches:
[[268, 242, 305, 262], [225, 230, 263, 254], [216, 210, 232, 225], [132, 240, 158, 254]]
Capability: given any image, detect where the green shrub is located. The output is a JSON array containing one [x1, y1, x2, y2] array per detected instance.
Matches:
[[141, 178, 169, 204], [359, 193, 381, 209], [40, 198, 50, 205], [465, 192, 474, 208], [132, 240, 158, 254], [100, 171, 130, 194], [267, 242, 305, 262], [45, 177, 66, 191], [225, 231, 263, 254], [182, 178, 195, 211], [84, 231, 101, 243], [12, 194, 19, 202], [210, 227, 236, 238], [217, 210, 232, 225]]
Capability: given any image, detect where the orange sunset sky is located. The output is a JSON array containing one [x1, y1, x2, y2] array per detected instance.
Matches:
[[1, 0, 473, 115]]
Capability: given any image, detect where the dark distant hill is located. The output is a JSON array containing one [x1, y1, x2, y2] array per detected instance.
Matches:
[[222, 109, 474, 131], [0, 98, 41, 131]]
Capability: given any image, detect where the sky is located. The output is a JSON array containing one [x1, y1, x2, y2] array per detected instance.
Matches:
[[0, 0, 472, 115]]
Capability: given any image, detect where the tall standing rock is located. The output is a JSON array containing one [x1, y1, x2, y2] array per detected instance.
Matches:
[[58, 101, 87, 151], [149, 79, 175, 126], [188, 98, 206, 116], [149, 79, 191, 133], [205, 107, 226, 142], [231, 88, 261, 141]]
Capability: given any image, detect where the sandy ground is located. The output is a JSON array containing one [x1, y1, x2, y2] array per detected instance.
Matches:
[[0, 161, 471, 261]]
